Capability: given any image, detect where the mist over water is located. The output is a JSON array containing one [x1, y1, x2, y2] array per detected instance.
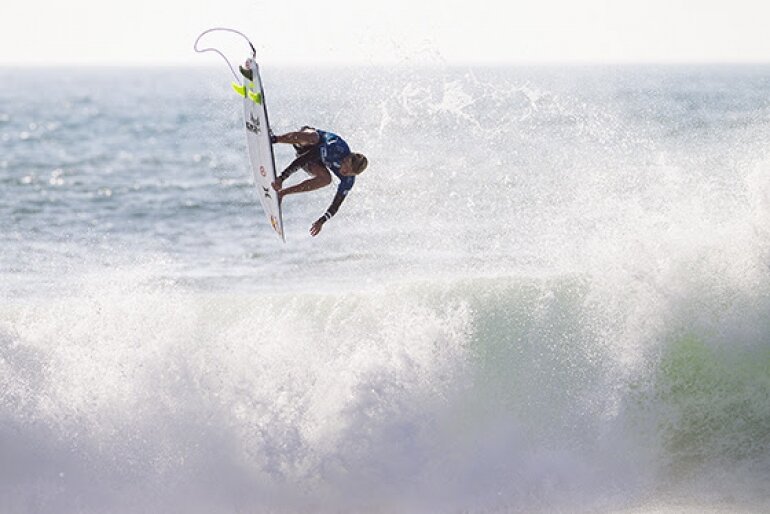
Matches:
[[1, 65, 770, 512]]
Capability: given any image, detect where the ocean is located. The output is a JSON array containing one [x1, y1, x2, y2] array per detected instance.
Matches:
[[1, 64, 769, 513]]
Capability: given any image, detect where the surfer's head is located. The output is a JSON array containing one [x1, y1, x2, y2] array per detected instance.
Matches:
[[350, 153, 368, 175], [339, 153, 368, 176]]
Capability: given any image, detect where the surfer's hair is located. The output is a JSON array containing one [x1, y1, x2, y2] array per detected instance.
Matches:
[[351, 153, 368, 175]]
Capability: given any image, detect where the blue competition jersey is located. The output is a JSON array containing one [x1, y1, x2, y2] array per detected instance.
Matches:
[[317, 130, 355, 196]]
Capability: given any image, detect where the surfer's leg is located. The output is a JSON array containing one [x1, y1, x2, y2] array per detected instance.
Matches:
[[305, 161, 329, 177], [279, 164, 331, 198], [274, 147, 322, 191]]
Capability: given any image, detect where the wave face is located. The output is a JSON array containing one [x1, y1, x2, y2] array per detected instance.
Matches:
[[1, 65, 770, 512], [2, 271, 768, 512]]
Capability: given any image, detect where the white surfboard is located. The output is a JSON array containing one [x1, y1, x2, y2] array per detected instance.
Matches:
[[233, 59, 284, 241], [194, 28, 284, 241]]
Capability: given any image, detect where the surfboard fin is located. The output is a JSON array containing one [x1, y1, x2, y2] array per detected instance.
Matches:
[[232, 83, 262, 104], [232, 83, 246, 97]]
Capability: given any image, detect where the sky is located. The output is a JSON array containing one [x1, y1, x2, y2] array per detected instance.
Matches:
[[2, 0, 770, 66]]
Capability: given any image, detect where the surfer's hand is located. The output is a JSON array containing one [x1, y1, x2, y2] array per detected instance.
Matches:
[[272, 178, 282, 191], [310, 219, 324, 237]]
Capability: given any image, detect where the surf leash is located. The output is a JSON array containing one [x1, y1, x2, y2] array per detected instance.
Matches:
[[193, 27, 256, 85]]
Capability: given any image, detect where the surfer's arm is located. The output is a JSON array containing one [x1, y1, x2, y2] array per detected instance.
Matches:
[[310, 192, 347, 236], [273, 131, 320, 146]]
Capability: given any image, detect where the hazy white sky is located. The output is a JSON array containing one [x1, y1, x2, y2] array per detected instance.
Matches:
[[2, 0, 770, 65]]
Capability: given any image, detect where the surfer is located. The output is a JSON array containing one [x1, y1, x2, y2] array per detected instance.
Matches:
[[271, 127, 368, 236]]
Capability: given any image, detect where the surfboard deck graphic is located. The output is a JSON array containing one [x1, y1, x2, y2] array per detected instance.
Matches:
[[234, 59, 284, 241]]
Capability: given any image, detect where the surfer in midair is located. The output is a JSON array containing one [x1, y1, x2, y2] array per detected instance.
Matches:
[[271, 127, 368, 236]]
